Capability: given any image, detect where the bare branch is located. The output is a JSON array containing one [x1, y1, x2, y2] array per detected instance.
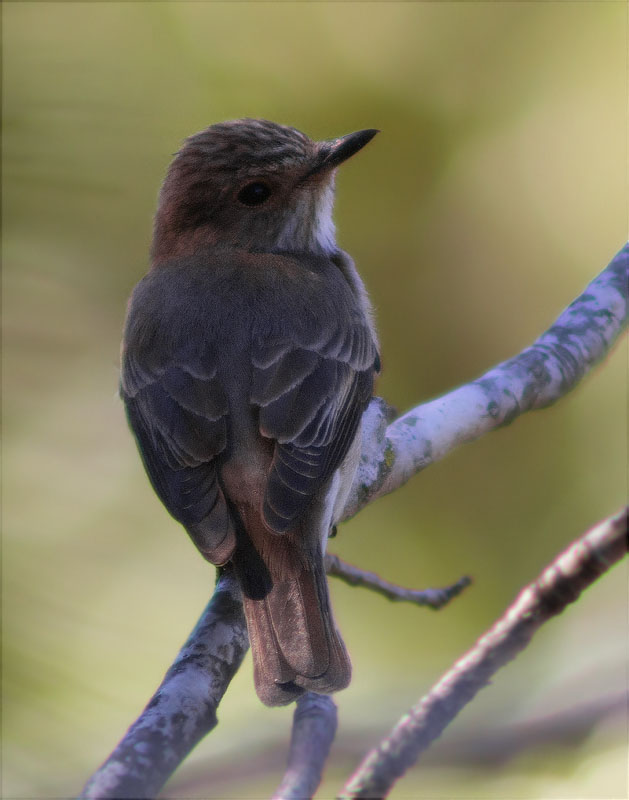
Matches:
[[79, 568, 248, 800], [343, 244, 629, 519], [325, 553, 471, 609], [272, 693, 338, 800], [163, 689, 626, 795], [430, 691, 627, 768], [338, 507, 629, 799]]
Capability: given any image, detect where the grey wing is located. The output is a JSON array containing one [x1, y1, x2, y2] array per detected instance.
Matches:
[[121, 340, 236, 565], [252, 310, 379, 533]]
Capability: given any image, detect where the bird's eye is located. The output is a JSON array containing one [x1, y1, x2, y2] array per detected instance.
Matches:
[[237, 181, 272, 207]]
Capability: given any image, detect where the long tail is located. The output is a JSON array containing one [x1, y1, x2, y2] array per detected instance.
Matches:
[[233, 523, 351, 707]]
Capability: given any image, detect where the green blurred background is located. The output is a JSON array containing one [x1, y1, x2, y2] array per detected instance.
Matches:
[[3, 3, 626, 798]]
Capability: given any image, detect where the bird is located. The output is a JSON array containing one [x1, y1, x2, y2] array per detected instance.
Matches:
[[120, 118, 380, 706]]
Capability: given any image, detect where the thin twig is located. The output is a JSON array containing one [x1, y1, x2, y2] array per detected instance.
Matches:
[[338, 507, 629, 799], [272, 693, 339, 800], [79, 568, 248, 800], [325, 553, 471, 609]]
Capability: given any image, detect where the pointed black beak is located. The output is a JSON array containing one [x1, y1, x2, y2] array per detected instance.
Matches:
[[306, 128, 379, 178]]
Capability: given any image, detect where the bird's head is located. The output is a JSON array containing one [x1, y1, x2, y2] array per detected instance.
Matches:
[[152, 118, 377, 260]]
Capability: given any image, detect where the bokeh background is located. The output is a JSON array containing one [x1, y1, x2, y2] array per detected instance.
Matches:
[[3, 3, 626, 798]]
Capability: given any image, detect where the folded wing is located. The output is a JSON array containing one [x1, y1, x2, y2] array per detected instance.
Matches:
[[252, 306, 379, 533], [121, 339, 235, 565]]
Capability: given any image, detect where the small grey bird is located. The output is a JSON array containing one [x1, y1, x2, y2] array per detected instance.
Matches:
[[120, 119, 379, 706]]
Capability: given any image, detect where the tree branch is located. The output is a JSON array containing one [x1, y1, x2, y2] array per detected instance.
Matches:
[[338, 507, 629, 799], [80, 244, 628, 798], [343, 243, 628, 519], [272, 693, 338, 800], [160, 689, 626, 795], [325, 553, 471, 609], [80, 569, 248, 800]]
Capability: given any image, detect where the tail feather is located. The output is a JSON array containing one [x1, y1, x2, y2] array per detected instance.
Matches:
[[266, 575, 329, 677], [240, 554, 351, 707]]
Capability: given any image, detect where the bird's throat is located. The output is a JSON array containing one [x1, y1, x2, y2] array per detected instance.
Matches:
[[274, 180, 337, 256]]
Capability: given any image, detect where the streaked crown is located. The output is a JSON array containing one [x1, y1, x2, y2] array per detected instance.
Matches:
[[179, 119, 312, 175], [152, 118, 377, 260]]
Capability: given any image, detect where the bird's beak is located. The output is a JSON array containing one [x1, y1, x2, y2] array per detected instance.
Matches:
[[307, 129, 379, 177]]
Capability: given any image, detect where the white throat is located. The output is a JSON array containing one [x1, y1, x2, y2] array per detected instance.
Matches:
[[309, 180, 337, 254], [274, 179, 337, 255]]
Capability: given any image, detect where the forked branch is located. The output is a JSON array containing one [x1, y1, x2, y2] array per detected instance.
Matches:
[[80, 244, 628, 799]]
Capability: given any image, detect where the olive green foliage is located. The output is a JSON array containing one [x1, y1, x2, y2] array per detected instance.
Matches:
[[3, 3, 625, 798]]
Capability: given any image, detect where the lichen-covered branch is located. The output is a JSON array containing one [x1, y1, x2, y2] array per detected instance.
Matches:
[[80, 245, 628, 799], [80, 557, 465, 800], [338, 507, 629, 799], [343, 243, 628, 519], [80, 569, 248, 800], [325, 553, 471, 609], [272, 693, 338, 800]]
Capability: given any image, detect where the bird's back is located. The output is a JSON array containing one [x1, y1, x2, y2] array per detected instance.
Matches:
[[121, 245, 377, 704]]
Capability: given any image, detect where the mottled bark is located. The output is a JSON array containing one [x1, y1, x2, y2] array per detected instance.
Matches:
[[80, 570, 248, 800], [344, 243, 628, 519]]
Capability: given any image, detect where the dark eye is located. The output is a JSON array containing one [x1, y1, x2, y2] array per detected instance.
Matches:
[[237, 181, 272, 206]]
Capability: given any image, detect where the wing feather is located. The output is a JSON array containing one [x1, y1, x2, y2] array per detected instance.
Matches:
[[254, 302, 378, 533], [121, 341, 234, 564]]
